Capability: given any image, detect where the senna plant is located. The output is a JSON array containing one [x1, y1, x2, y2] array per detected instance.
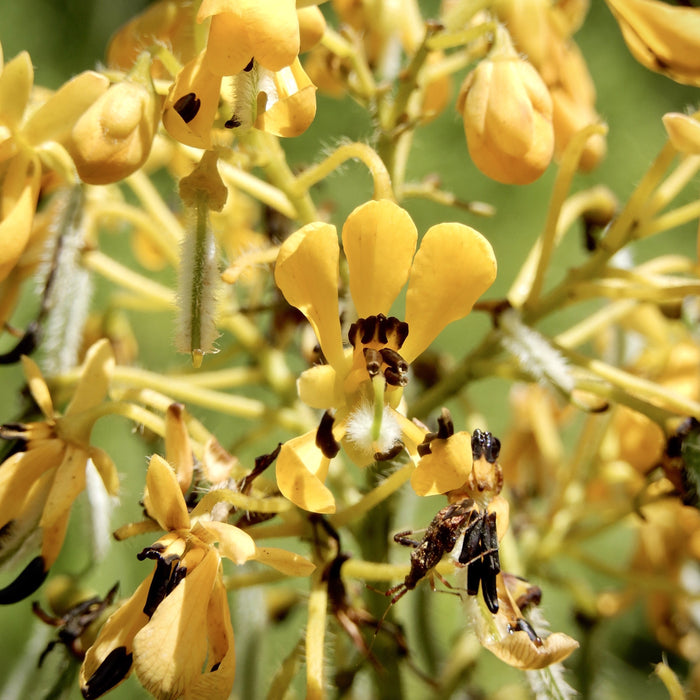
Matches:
[[0, 1, 700, 699]]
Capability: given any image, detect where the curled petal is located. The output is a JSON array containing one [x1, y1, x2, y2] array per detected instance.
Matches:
[[402, 224, 497, 363], [144, 454, 190, 531], [254, 546, 316, 576], [275, 223, 345, 370], [162, 52, 221, 149], [276, 432, 335, 513], [254, 59, 317, 137], [199, 520, 256, 564], [89, 446, 120, 496], [342, 199, 417, 319], [484, 630, 579, 670]]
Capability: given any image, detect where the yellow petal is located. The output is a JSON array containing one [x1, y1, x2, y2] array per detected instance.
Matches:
[[21, 354, 54, 418], [162, 52, 221, 149], [199, 0, 300, 75], [165, 402, 194, 493], [133, 549, 218, 699], [254, 546, 316, 576], [342, 199, 417, 319], [66, 338, 115, 416], [297, 363, 340, 409], [276, 432, 335, 513], [274, 222, 345, 370], [0, 51, 33, 131], [89, 446, 120, 496], [411, 430, 473, 496], [199, 520, 256, 564], [0, 152, 40, 283], [23, 70, 110, 146], [401, 223, 497, 363], [663, 112, 700, 154], [297, 5, 327, 53], [485, 630, 579, 670], [185, 573, 236, 699], [254, 59, 317, 137], [144, 454, 191, 531], [80, 571, 153, 696]]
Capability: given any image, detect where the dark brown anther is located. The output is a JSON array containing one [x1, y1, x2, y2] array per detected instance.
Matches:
[[243, 57, 255, 72], [508, 618, 542, 646], [472, 429, 501, 463], [225, 115, 242, 129], [363, 347, 383, 377], [374, 441, 404, 462], [173, 92, 201, 124], [379, 347, 408, 375], [384, 367, 408, 387], [315, 410, 340, 459]]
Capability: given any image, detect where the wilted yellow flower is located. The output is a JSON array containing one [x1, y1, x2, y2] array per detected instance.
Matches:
[[0, 340, 117, 604], [273, 199, 497, 513], [457, 27, 554, 185], [80, 453, 314, 699], [605, 0, 700, 86], [66, 55, 161, 185]]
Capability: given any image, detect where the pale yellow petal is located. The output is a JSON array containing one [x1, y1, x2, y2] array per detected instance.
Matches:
[[133, 549, 218, 699], [485, 631, 579, 670], [297, 363, 340, 409], [21, 354, 54, 418], [402, 223, 497, 363], [40, 445, 87, 534], [274, 222, 345, 370], [66, 338, 115, 416], [199, 520, 256, 564], [0, 51, 32, 131], [276, 432, 335, 513], [165, 402, 194, 493], [89, 446, 120, 496], [342, 199, 417, 319], [253, 547, 316, 576], [410, 431, 473, 496], [144, 454, 191, 531]]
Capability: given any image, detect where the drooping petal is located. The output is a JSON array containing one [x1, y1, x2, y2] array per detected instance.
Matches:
[[89, 446, 120, 496], [274, 222, 345, 370], [144, 454, 191, 531], [21, 353, 54, 418], [199, 0, 300, 75], [253, 547, 316, 576], [199, 520, 256, 564], [402, 223, 497, 363], [254, 59, 317, 137], [276, 431, 335, 513], [133, 549, 218, 699], [342, 199, 417, 319], [162, 51, 221, 149]]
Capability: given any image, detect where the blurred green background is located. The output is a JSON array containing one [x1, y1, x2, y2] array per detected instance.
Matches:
[[0, 1, 699, 699]]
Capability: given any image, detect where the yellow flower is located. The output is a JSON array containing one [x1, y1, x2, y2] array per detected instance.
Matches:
[[0, 42, 109, 283], [605, 0, 700, 86], [273, 199, 497, 513], [0, 340, 117, 604], [80, 453, 314, 699], [198, 0, 301, 77], [457, 26, 554, 185]]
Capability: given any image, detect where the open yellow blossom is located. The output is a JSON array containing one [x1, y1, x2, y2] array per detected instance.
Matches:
[[0, 339, 117, 604], [273, 199, 497, 513], [605, 0, 700, 86], [0, 42, 108, 283], [80, 453, 314, 699]]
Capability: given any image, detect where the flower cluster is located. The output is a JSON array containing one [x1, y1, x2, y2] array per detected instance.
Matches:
[[1, 1, 700, 698]]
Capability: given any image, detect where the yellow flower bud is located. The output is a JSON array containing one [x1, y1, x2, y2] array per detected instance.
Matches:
[[67, 62, 160, 185], [605, 0, 700, 86], [457, 32, 554, 185], [297, 5, 326, 53], [663, 112, 700, 154]]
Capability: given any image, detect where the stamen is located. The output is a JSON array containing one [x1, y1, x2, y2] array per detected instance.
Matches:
[[363, 347, 383, 377], [471, 429, 501, 462], [379, 347, 408, 386], [508, 618, 543, 646], [173, 92, 201, 124], [315, 410, 340, 458]]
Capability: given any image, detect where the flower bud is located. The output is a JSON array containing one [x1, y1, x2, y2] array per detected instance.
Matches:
[[67, 57, 160, 185], [663, 112, 700, 154], [297, 5, 326, 53], [457, 29, 554, 185]]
